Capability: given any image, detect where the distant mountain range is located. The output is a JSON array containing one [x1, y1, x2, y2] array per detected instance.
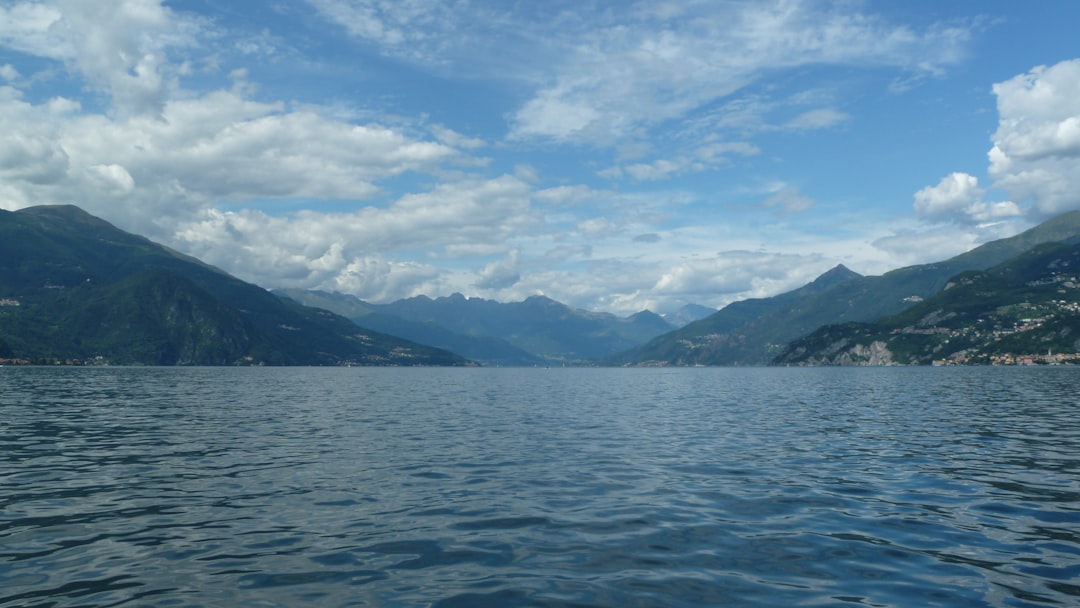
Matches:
[[0, 205, 470, 366], [610, 211, 1080, 366], [276, 289, 676, 366], [5, 205, 1080, 367]]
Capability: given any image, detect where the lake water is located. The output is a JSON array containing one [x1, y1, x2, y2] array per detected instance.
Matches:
[[1, 366, 1078, 607]]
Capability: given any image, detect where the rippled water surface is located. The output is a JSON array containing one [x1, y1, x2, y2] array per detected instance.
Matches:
[[2, 366, 1079, 607]]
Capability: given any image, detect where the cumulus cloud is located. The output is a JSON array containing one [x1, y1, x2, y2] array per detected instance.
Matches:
[[0, 0, 201, 116], [914, 172, 981, 216], [0, 91, 69, 189], [652, 250, 830, 305], [914, 172, 1021, 223], [165, 176, 536, 302], [0, 87, 459, 232], [332, 257, 443, 302], [0, 0, 535, 304], [989, 58, 1080, 216], [474, 250, 522, 291], [0, 0, 1030, 317]]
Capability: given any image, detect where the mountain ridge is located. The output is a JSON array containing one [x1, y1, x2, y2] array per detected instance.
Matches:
[[0, 205, 472, 366], [278, 288, 675, 365], [610, 211, 1080, 366], [774, 238, 1080, 365]]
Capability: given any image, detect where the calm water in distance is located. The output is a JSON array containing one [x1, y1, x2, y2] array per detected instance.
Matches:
[[1, 366, 1078, 607]]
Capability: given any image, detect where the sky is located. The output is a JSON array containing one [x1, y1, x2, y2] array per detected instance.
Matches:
[[1, 1, 1079, 315]]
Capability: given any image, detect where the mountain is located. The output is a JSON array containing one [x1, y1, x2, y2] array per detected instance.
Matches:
[[279, 290, 675, 365], [275, 288, 546, 367], [612, 211, 1080, 366], [663, 303, 717, 327], [0, 205, 471, 366], [379, 293, 674, 363], [774, 238, 1080, 365], [610, 263, 862, 365]]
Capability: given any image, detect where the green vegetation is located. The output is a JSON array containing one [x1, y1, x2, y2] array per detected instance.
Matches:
[[9, 204, 1080, 368], [615, 211, 1080, 366], [0, 205, 472, 366], [775, 240, 1080, 365]]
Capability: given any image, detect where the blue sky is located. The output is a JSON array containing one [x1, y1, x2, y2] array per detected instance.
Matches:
[[2, 1, 1079, 314]]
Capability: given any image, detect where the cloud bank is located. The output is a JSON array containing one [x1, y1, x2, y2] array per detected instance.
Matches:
[[2, 1, 1077, 315]]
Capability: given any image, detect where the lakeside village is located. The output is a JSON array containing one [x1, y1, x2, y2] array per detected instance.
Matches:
[[926, 292, 1080, 366]]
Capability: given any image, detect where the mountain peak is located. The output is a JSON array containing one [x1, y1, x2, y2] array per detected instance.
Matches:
[[817, 263, 861, 282], [16, 204, 92, 217], [523, 294, 560, 306]]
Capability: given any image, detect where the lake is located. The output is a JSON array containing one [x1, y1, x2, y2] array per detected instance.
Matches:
[[1, 366, 1078, 607]]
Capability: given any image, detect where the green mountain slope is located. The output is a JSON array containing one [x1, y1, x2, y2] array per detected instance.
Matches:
[[613, 211, 1080, 366], [0, 205, 471, 366], [774, 239, 1080, 365]]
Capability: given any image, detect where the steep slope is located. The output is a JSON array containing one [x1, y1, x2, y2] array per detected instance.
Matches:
[[775, 239, 1080, 365], [0, 205, 471, 366], [614, 211, 1080, 366]]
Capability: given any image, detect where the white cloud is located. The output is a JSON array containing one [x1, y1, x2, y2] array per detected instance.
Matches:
[[652, 250, 830, 306], [0, 84, 463, 229], [306, 0, 465, 63], [333, 257, 443, 302], [0, 91, 69, 188], [430, 124, 486, 150], [508, 2, 969, 142], [88, 164, 135, 195], [873, 219, 1024, 268], [625, 159, 685, 181], [784, 108, 850, 131], [914, 172, 1021, 224], [604, 141, 759, 183], [761, 184, 814, 215], [474, 250, 522, 291], [0, 0, 202, 116], [164, 175, 536, 302], [534, 185, 608, 207], [914, 172, 983, 216], [989, 58, 1080, 216], [695, 140, 760, 160], [0, 3, 65, 59], [0, 0, 1042, 319]]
